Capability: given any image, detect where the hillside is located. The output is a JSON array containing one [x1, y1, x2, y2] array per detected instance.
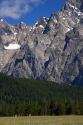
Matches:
[[0, 73, 83, 116]]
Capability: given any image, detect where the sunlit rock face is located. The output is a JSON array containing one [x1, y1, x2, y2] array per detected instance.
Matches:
[[69, 0, 83, 11], [0, 0, 83, 85]]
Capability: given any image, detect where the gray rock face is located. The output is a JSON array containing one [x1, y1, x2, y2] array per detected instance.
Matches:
[[0, 0, 83, 85]]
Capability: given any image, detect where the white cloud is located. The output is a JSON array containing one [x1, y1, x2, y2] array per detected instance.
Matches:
[[0, 0, 41, 19]]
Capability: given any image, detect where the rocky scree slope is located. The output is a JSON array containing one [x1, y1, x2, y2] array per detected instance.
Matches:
[[0, 0, 83, 85]]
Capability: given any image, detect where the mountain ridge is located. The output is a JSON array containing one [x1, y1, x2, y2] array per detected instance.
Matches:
[[0, 0, 83, 85]]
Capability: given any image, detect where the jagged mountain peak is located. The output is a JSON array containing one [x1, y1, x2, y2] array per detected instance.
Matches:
[[35, 16, 49, 26], [0, 0, 83, 85], [15, 22, 28, 30], [33, 16, 49, 31]]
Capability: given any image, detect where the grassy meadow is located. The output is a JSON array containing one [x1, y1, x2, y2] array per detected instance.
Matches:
[[0, 116, 83, 125]]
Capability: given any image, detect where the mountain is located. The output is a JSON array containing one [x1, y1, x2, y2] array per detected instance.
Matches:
[[0, 0, 83, 85]]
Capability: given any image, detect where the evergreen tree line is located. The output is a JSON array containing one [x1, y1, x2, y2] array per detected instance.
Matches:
[[0, 73, 83, 116]]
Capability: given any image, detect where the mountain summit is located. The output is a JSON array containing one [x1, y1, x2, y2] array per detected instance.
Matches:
[[0, 0, 83, 85]]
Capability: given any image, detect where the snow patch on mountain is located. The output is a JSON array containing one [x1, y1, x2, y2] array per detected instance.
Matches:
[[4, 43, 21, 50], [0, 19, 4, 22], [13, 32, 17, 35], [39, 25, 44, 28]]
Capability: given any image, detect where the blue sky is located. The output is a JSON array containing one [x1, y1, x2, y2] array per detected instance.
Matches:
[[0, 0, 66, 26]]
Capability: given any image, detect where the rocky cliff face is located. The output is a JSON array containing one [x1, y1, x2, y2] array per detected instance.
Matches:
[[0, 0, 83, 85]]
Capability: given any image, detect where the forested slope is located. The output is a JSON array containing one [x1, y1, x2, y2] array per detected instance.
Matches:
[[0, 73, 83, 116]]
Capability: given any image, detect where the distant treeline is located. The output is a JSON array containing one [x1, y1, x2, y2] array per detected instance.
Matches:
[[0, 73, 83, 116]]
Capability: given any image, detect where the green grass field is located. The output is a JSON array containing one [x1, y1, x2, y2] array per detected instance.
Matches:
[[0, 116, 83, 125]]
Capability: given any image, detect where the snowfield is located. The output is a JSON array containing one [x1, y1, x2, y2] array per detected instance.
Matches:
[[4, 43, 21, 50]]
